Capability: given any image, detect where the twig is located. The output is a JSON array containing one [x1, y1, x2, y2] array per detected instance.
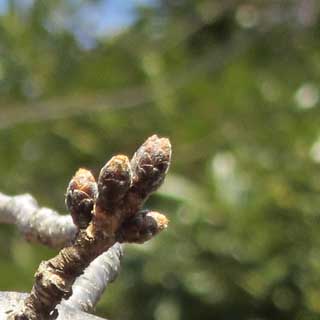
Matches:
[[62, 243, 123, 313], [0, 193, 76, 249], [9, 135, 171, 320], [0, 192, 124, 313], [0, 292, 108, 320]]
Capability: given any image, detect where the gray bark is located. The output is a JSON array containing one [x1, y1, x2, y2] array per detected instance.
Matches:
[[0, 192, 123, 313], [0, 292, 107, 320]]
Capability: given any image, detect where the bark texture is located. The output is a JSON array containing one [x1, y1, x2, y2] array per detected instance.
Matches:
[[0, 292, 107, 320], [0, 193, 76, 249], [0, 192, 123, 313]]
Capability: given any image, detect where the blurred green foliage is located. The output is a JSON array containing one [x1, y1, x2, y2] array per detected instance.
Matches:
[[1, 0, 320, 319]]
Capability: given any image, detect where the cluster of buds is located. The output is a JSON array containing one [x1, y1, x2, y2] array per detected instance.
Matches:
[[11, 139, 172, 320], [65, 134, 171, 243]]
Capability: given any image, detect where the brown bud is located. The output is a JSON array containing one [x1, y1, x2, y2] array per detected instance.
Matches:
[[96, 155, 132, 212], [130, 135, 171, 198], [66, 168, 97, 229], [117, 210, 169, 243]]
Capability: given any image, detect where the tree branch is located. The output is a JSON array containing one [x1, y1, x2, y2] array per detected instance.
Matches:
[[0, 192, 123, 313], [0, 292, 108, 320], [62, 243, 123, 313], [0, 193, 76, 249], [8, 135, 171, 320]]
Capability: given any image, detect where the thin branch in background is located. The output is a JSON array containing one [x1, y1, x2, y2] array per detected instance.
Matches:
[[0, 86, 150, 130], [0, 30, 251, 129]]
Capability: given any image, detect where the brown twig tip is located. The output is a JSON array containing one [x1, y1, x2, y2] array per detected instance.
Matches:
[[131, 134, 172, 196], [97, 155, 132, 210], [66, 169, 97, 229], [118, 210, 169, 243]]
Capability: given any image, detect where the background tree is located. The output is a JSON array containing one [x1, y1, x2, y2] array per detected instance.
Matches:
[[1, 0, 320, 319]]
